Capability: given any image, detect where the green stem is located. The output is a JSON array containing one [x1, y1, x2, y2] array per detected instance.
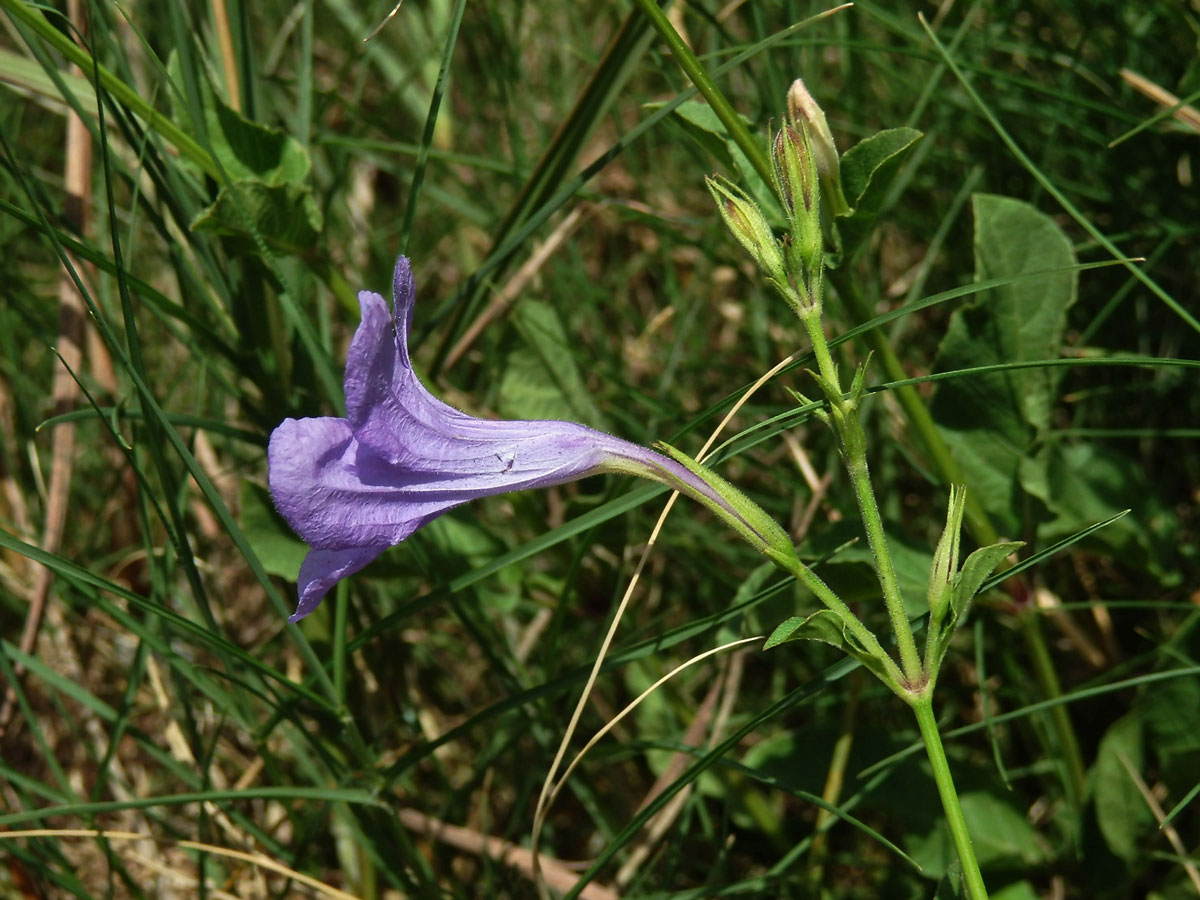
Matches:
[[827, 269, 996, 543], [829, 268, 1087, 803], [2, 0, 220, 178], [801, 310, 923, 684], [631, 0, 773, 189], [912, 695, 989, 900], [775, 554, 905, 689]]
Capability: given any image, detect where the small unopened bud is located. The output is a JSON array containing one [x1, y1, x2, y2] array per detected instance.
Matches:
[[927, 485, 967, 626], [705, 175, 787, 285], [773, 124, 822, 278], [774, 125, 816, 215], [787, 78, 849, 217]]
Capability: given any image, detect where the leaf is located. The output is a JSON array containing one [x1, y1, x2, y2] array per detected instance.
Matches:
[[952, 541, 1024, 618], [834, 127, 923, 260], [496, 300, 606, 427], [169, 51, 311, 186], [1141, 676, 1200, 794], [991, 881, 1041, 900], [1092, 713, 1152, 862], [238, 481, 306, 580], [763, 609, 891, 682], [1038, 441, 1180, 586], [932, 194, 1078, 533], [840, 127, 923, 213], [668, 100, 735, 171], [191, 180, 324, 255], [928, 539, 1022, 674], [906, 789, 1047, 878]]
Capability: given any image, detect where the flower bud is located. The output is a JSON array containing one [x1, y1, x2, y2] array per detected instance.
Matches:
[[927, 485, 966, 627], [786, 78, 849, 217], [772, 124, 822, 277], [774, 125, 816, 216], [705, 175, 788, 286]]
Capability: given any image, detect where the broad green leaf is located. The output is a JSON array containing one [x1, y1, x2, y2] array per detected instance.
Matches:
[[764, 609, 891, 681], [668, 100, 736, 171], [496, 300, 606, 427], [169, 52, 311, 186], [907, 789, 1047, 877], [238, 481, 306, 580], [834, 127, 922, 260], [840, 127, 923, 213], [1039, 441, 1180, 586], [932, 194, 1078, 533], [991, 881, 1041, 900], [1092, 712, 1152, 861], [1141, 675, 1200, 794], [191, 180, 324, 255]]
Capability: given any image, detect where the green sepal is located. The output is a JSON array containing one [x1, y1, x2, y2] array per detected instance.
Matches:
[[764, 609, 895, 685], [652, 442, 797, 566]]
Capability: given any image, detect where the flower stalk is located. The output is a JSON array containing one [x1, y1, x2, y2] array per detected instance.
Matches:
[[798, 307, 924, 686]]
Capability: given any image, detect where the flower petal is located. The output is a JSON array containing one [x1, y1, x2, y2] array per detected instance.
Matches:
[[269, 415, 430, 549], [292, 546, 385, 622]]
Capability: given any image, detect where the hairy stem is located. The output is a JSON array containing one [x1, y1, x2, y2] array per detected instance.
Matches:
[[801, 310, 923, 684]]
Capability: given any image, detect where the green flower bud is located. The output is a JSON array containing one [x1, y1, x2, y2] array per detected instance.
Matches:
[[928, 485, 967, 626], [705, 175, 788, 287], [772, 124, 823, 278]]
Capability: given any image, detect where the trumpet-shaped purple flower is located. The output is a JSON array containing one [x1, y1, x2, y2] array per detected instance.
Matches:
[[269, 256, 793, 622]]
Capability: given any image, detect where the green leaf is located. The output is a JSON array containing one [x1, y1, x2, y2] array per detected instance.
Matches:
[[1141, 675, 1200, 795], [929, 539, 1022, 673], [834, 127, 922, 260], [496, 300, 606, 427], [191, 180, 324, 255], [840, 127, 923, 213], [932, 194, 1078, 533], [1092, 712, 1153, 862], [668, 100, 736, 170], [907, 789, 1047, 877], [763, 609, 891, 682], [1039, 441, 1180, 586], [991, 881, 1041, 900], [952, 541, 1024, 618], [169, 52, 311, 186], [238, 481, 307, 580]]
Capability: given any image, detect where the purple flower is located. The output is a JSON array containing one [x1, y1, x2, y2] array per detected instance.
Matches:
[[269, 256, 792, 622]]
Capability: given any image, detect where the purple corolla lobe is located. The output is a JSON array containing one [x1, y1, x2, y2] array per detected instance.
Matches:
[[269, 255, 791, 622]]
